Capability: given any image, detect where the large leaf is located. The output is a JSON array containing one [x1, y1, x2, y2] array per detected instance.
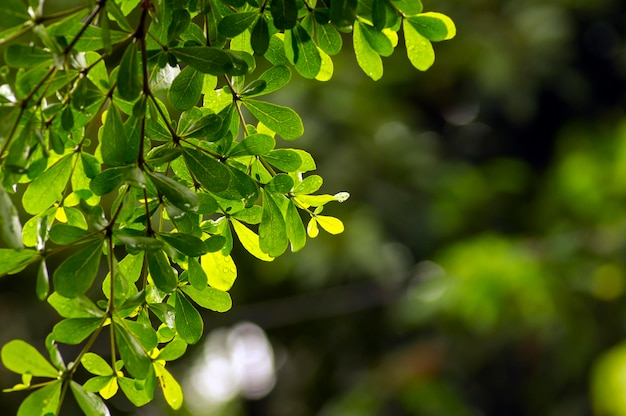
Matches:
[[182, 147, 231, 192], [22, 155, 73, 215], [270, 0, 298, 30], [403, 19, 435, 71], [70, 380, 111, 416], [408, 12, 456, 41], [53, 240, 104, 298], [181, 285, 232, 312], [114, 322, 151, 379], [200, 251, 237, 291], [100, 105, 128, 167], [0, 249, 39, 276], [146, 249, 178, 293], [17, 381, 62, 416], [1, 340, 59, 378], [174, 290, 203, 344], [154, 362, 183, 410], [51, 318, 102, 345], [218, 12, 259, 38], [354, 21, 383, 80], [259, 190, 288, 257], [242, 99, 303, 140], [168, 66, 204, 111], [146, 171, 199, 212], [284, 25, 322, 79], [117, 43, 141, 101]]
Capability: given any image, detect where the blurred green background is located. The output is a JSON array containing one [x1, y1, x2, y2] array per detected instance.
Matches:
[[3, 0, 626, 415]]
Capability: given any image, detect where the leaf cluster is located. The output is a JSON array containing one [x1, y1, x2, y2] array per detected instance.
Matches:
[[0, 0, 453, 414]]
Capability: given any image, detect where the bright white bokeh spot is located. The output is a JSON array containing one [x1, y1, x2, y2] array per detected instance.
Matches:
[[183, 322, 276, 414]]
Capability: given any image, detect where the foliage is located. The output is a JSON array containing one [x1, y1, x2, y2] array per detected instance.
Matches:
[[0, 0, 454, 414]]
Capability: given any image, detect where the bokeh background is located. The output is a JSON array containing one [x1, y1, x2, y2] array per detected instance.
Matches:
[[3, 0, 626, 415]]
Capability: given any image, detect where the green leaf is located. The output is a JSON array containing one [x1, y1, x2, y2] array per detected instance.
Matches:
[[315, 214, 345, 234], [251, 16, 270, 55], [118, 376, 153, 407], [267, 173, 294, 193], [125, 319, 158, 351], [157, 232, 208, 257], [22, 155, 73, 215], [181, 285, 232, 312], [1, 340, 59, 378], [147, 249, 178, 293], [171, 46, 248, 76], [255, 65, 291, 96], [70, 380, 111, 416], [174, 290, 203, 344], [36, 260, 49, 301], [0, 0, 29, 28], [117, 235, 164, 252], [100, 105, 128, 167], [264, 149, 302, 172], [218, 12, 259, 38], [403, 19, 435, 71], [242, 99, 303, 140], [81, 353, 114, 376], [231, 218, 274, 261], [284, 25, 322, 79], [5, 44, 51, 68], [293, 174, 323, 194], [187, 257, 208, 289], [259, 190, 288, 257], [360, 21, 394, 56], [118, 43, 141, 101], [114, 322, 151, 379], [408, 12, 457, 41], [17, 380, 62, 416], [146, 171, 199, 213], [316, 23, 343, 56], [201, 251, 237, 291], [331, 0, 357, 27], [90, 166, 131, 196], [0, 186, 23, 248], [157, 336, 187, 361], [168, 9, 191, 43], [182, 147, 231, 192], [354, 21, 383, 80], [53, 240, 104, 298], [168, 66, 204, 111], [154, 362, 183, 410], [49, 224, 92, 245], [0, 249, 40, 276], [286, 200, 306, 252], [271, 0, 298, 30], [47, 292, 105, 319], [51, 318, 102, 345], [391, 0, 423, 16], [229, 134, 276, 157]]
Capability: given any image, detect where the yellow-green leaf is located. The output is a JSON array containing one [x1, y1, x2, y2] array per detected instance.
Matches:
[[22, 155, 73, 215], [200, 251, 237, 291], [315, 215, 345, 235], [231, 218, 274, 261]]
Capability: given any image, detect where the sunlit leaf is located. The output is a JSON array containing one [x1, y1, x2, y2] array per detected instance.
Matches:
[[200, 251, 237, 291], [181, 285, 232, 312], [231, 218, 274, 261], [22, 155, 73, 215], [1, 340, 59, 378], [17, 380, 62, 416], [168, 66, 204, 111], [51, 318, 102, 345], [243, 99, 303, 140]]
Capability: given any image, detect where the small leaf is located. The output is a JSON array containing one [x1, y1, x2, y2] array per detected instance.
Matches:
[[49, 224, 92, 245], [231, 219, 274, 261], [293, 174, 323, 194], [157, 336, 188, 361], [284, 25, 322, 79], [1, 340, 59, 378], [147, 249, 178, 293], [51, 318, 102, 345], [168, 66, 204, 111], [174, 290, 203, 344], [146, 171, 199, 212], [315, 215, 345, 234], [408, 12, 457, 41], [360, 21, 394, 57], [182, 147, 231, 192], [218, 12, 258, 38], [90, 166, 132, 196], [330, 0, 357, 27], [22, 155, 73, 215], [81, 353, 114, 376], [157, 232, 208, 257], [17, 380, 62, 416], [251, 16, 270, 55], [201, 251, 237, 291], [403, 19, 435, 71], [117, 43, 141, 101], [36, 260, 49, 301], [0, 186, 22, 248], [155, 362, 183, 410], [188, 256, 208, 290], [286, 200, 306, 252], [259, 191, 288, 257], [171, 46, 248, 76], [53, 240, 104, 298], [100, 106, 128, 167], [118, 376, 153, 407], [270, 0, 298, 30], [316, 23, 343, 56], [181, 285, 232, 312], [391, 0, 423, 16], [307, 217, 319, 238], [242, 99, 303, 140], [264, 149, 302, 172], [354, 21, 383, 80], [267, 173, 294, 193]]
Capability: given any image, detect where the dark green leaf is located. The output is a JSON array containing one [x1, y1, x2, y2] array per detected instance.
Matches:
[[100, 105, 128, 167], [49, 224, 92, 245], [182, 147, 231, 192], [53, 240, 104, 298], [1, 340, 59, 378], [146, 171, 199, 212], [51, 318, 102, 345], [331, 0, 357, 27], [168, 66, 204, 111], [251, 16, 270, 55], [0, 186, 23, 248], [284, 25, 322, 79], [70, 380, 111, 416], [171, 46, 248, 76], [391, 0, 423, 16], [197, 192, 219, 215], [117, 235, 164, 252], [146, 145, 182, 166], [259, 190, 288, 257], [270, 0, 298, 30], [114, 322, 151, 379], [267, 173, 294, 193], [218, 12, 259, 38], [408, 13, 456, 41], [118, 44, 141, 102], [188, 257, 208, 289], [146, 249, 178, 293], [242, 99, 303, 140], [22, 155, 73, 215], [181, 285, 232, 312], [158, 232, 208, 257], [0, 0, 29, 28], [229, 134, 275, 157], [240, 79, 267, 97], [90, 166, 132, 196], [168, 9, 191, 43], [204, 235, 227, 252], [174, 290, 203, 344], [264, 149, 302, 172], [5, 44, 51, 68], [360, 21, 394, 56]]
